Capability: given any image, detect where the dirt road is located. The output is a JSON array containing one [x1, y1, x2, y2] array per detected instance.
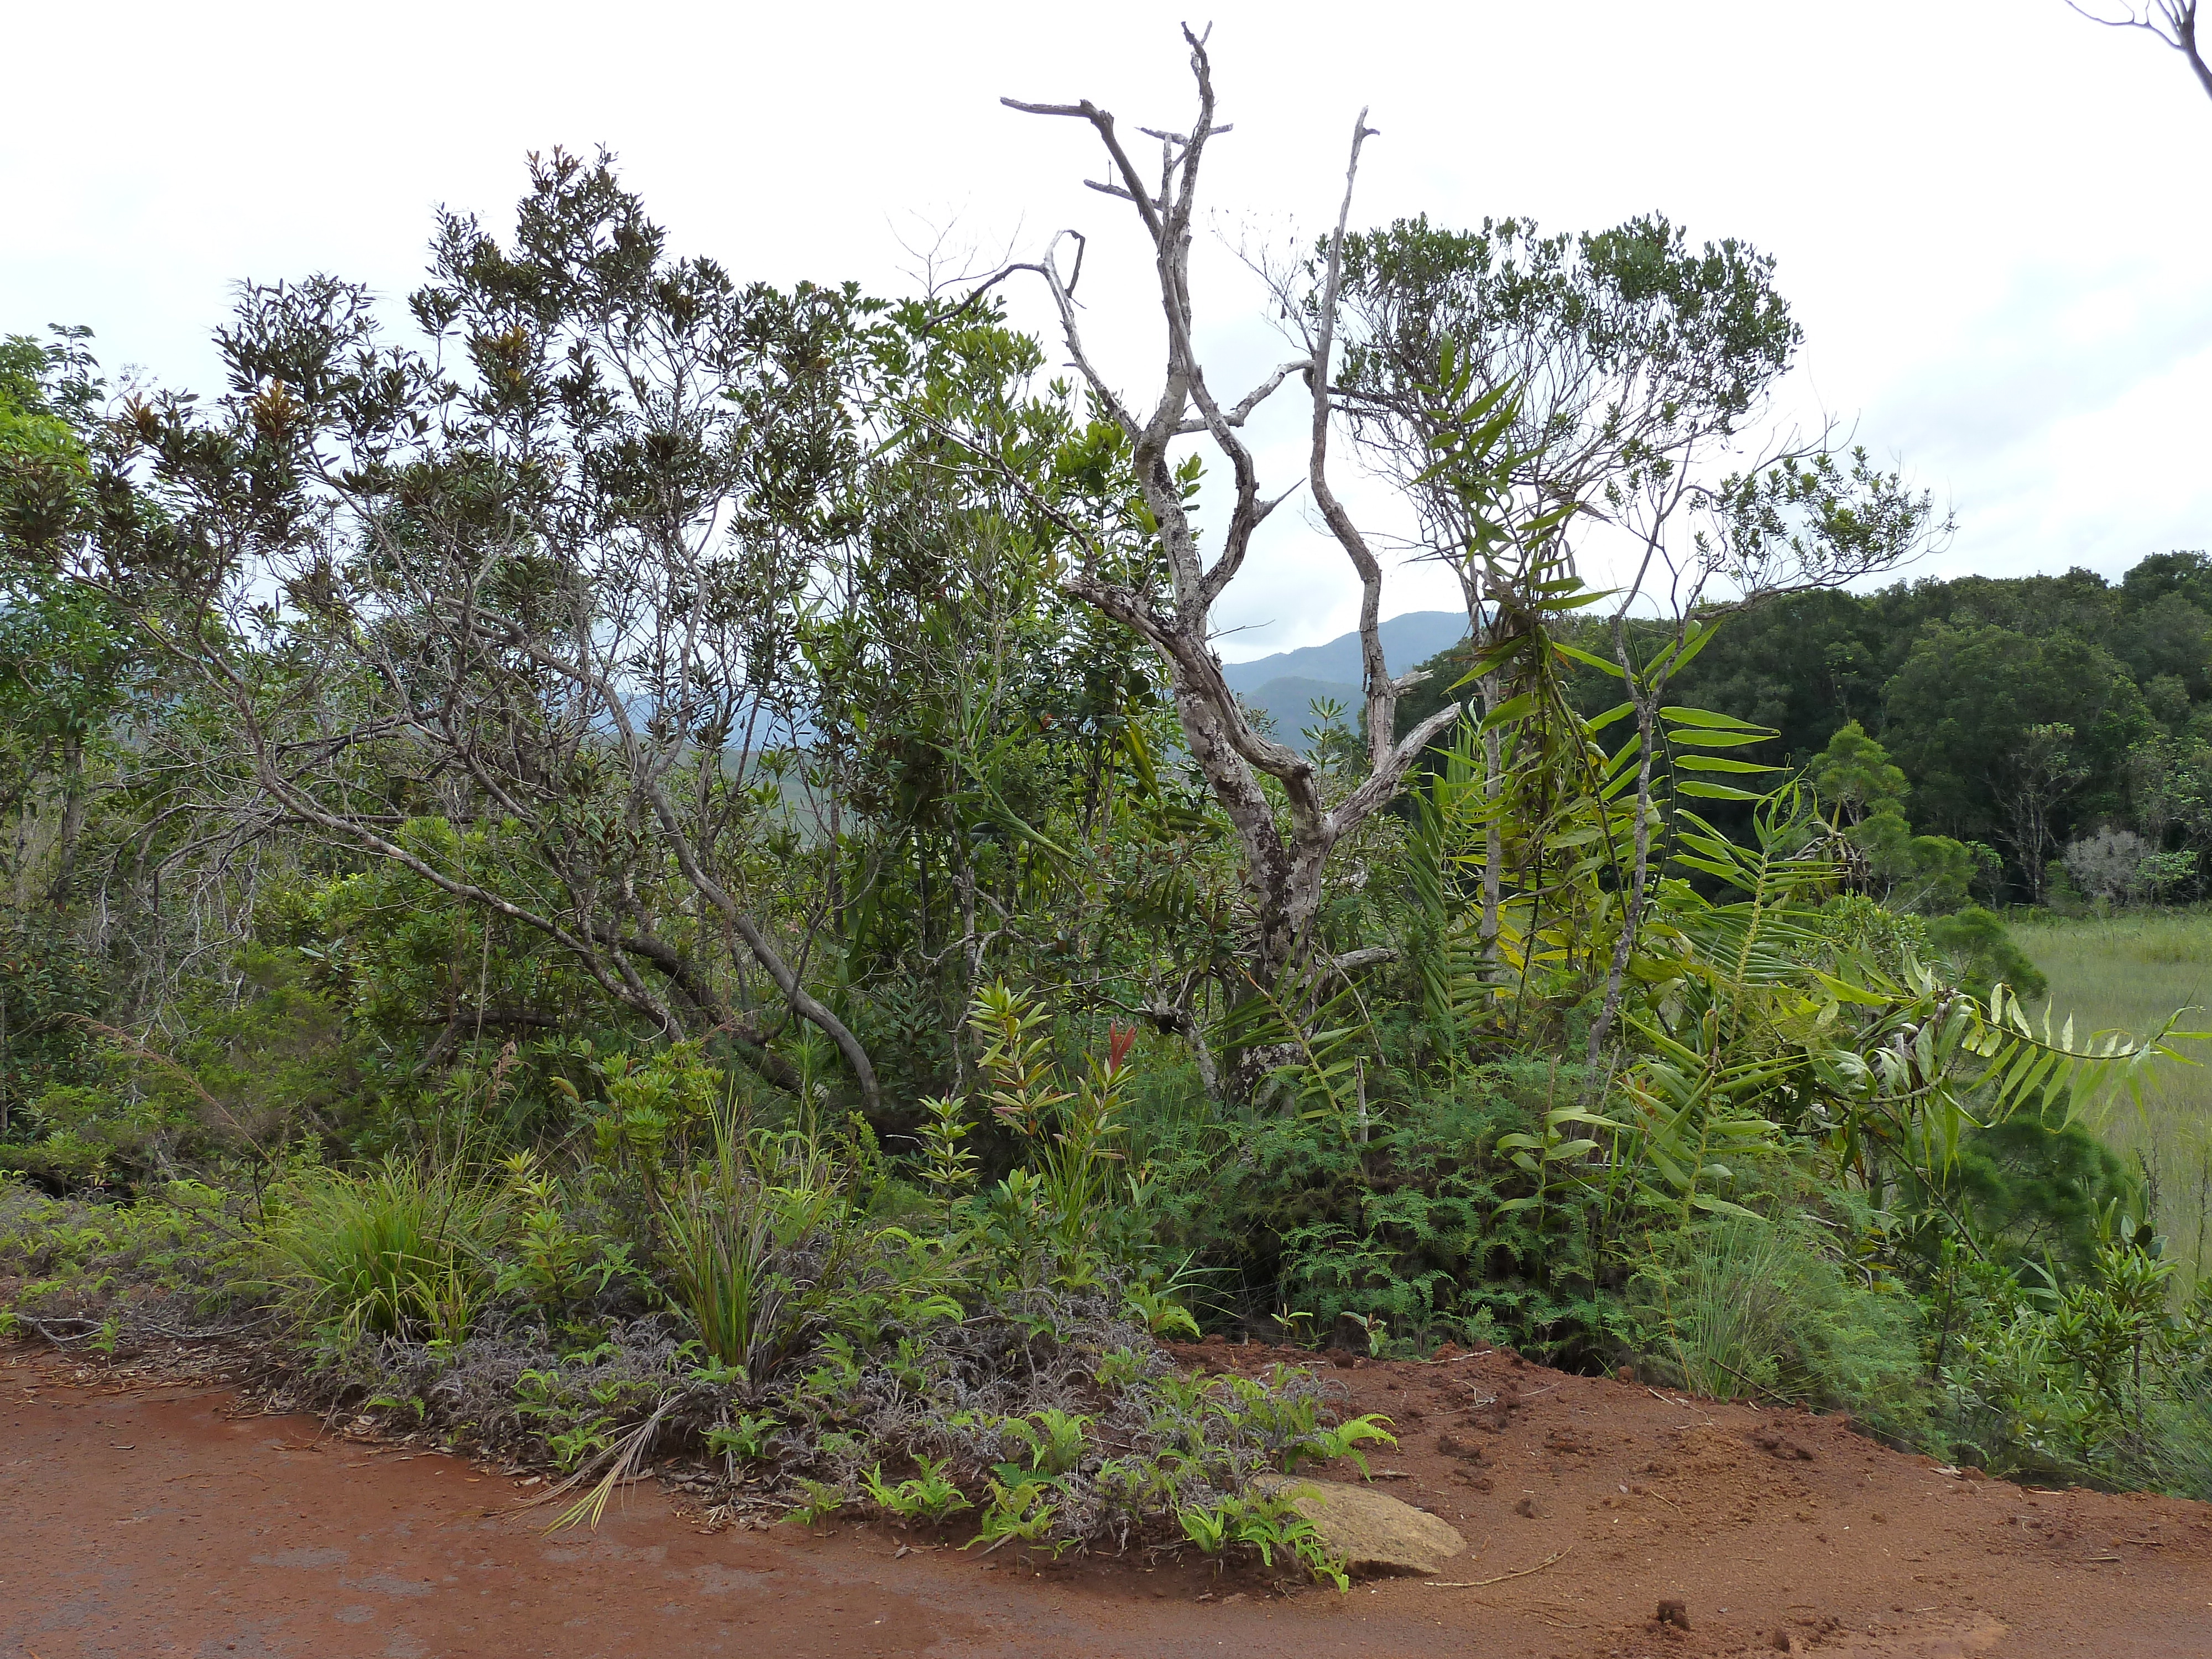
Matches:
[[9, 1340, 2211, 1658]]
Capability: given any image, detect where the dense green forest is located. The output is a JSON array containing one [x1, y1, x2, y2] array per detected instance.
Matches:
[[6, 40, 2212, 1573], [1399, 554, 2212, 913]]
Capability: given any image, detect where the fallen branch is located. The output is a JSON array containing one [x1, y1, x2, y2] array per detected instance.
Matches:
[[13, 1314, 105, 1344], [1426, 1543, 1573, 1589]]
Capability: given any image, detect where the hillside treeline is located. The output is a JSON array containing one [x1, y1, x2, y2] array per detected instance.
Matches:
[[1399, 556, 2212, 910]]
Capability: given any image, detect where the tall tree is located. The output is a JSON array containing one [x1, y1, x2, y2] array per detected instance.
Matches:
[[1330, 208, 1939, 1061], [76, 155, 924, 1109], [995, 29, 1469, 1086], [0, 328, 135, 908], [1881, 622, 2151, 895]]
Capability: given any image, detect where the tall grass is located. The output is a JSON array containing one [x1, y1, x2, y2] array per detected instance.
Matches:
[[1622, 1215, 1926, 1436], [261, 1160, 507, 1347], [2013, 910, 2212, 1282], [658, 1122, 868, 1380]]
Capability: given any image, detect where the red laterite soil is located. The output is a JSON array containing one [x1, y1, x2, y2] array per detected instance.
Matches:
[[9, 1337, 2211, 1658]]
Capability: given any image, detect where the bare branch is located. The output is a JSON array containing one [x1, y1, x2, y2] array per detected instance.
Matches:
[[999, 39, 1450, 1086], [2068, 1, 2212, 102], [1173, 356, 1311, 435]]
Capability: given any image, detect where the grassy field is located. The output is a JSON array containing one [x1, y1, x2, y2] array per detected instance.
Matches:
[[2012, 910, 2212, 1282]]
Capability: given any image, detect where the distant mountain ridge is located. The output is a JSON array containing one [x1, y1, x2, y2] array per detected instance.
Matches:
[[1218, 611, 1468, 750], [1219, 611, 1469, 696]]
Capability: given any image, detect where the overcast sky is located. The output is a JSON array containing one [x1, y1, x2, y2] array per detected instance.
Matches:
[[8, 1, 2208, 658]]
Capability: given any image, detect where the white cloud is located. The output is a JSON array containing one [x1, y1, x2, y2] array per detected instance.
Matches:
[[8, 0, 2206, 655]]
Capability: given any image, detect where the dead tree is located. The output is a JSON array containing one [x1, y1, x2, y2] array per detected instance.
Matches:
[[2070, 2, 2212, 105], [999, 30, 1463, 1071]]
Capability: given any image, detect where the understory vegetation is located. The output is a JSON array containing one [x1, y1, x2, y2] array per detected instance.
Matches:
[[7, 35, 2212, 1578]]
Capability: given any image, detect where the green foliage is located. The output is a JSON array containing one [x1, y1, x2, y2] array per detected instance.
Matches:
[[969, 981, 1134, 1258], [914, 1092, 979, 1223], [1937, 1238, 2212, 1497], [1806, 719, 1910, 826], [969, 1476, 1064, 1553], [0, 915, 101, 1155], [18, 103, 2212, 1550], [1852, 811, 1991, 916], [1623, 1210, 1928, 1437], [1178, 1489, 1347, 1588], [4, 947, 364, 1187], [1808, 721, 1995, 916], [1000, 1406, 1093, 1475], [1927, 906, 2049, 1001], [492, 1153, 640, 1311], [791, 1479, 848, 1526], [0, 1176, 254, 1333], [1925, 1120, 2137, 1279], [705, 1410, 783, 1469], [259, 1160, 508, 1348], [658, 1117, 946, 1381], [864, 1457, 972, 1522], [1886, 625, 2150, 863]]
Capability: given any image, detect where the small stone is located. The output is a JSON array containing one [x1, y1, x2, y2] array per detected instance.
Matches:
[[1657, 1598, 1691, 1630]]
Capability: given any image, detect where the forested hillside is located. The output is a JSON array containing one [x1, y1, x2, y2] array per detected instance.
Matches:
[[1396, 556, 2212, 909], [6, 38, 2211, 1577]]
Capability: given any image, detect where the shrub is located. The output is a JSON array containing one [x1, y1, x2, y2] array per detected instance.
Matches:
[[1937, 1240, 2212, 1497], [1926, 905, 2049, 1000], [1941, 1120, 2138, 1278], [2064, 828, 2152, 905], [1622, 1212, 1928, 1437], [1137, 1066, 1613, 1360], [259, 1159, 507, 1348], [658, 1121, 879, 1380], [0, 1176, 257, 1343]]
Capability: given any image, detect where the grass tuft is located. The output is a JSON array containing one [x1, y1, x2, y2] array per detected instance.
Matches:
[[260, 1159, 507, 1348]]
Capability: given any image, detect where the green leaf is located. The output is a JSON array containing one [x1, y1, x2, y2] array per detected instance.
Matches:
[[1477, 692, 1537, 732], [1665, 729, 1775, 749], [1657, 705, 1771, 732], [1812, 972, 1895, 1008], [1671, 853, 1747, 884], [1551, 641, 1627, 677], [1673, 755, 1779, 774], [1687, 1194, 1762, 1220]]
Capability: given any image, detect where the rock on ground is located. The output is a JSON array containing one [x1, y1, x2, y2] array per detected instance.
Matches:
[[1252, 1472, 1467, 1575]]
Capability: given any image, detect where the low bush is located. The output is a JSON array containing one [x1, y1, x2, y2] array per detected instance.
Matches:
[[1134, 1065, 1615, 1360], [0, 1175, 258, 1348], [1620, 1211, 1929, 1439], [1936, 1238, 2212, 1498], [657, 1122, 889, 1381], [0, 992, 1379, 1584], [260, 1159, 509, 1349]]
